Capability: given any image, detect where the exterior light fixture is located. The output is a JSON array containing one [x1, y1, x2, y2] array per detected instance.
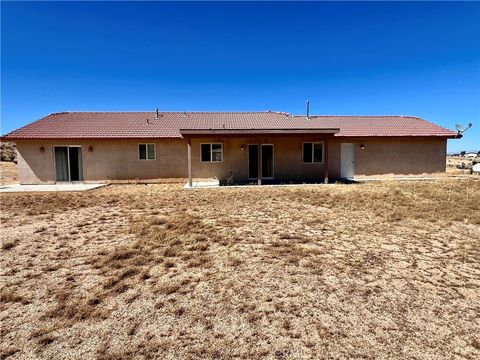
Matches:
[[39, 146, 45, 153], [88, 146, 93, 152], [360, 144, 365, 150], [240, 145, 245, 151]]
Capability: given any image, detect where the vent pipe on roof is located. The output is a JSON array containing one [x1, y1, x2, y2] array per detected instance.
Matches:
[[306, 100, 310, 120], [155, 108, 159, 119]]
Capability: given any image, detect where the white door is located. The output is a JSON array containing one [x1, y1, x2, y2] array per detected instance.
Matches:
[[341, 143, 355, 179]]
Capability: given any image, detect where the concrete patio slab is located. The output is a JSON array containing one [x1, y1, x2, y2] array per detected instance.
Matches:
[[0, 183, 107, 193]]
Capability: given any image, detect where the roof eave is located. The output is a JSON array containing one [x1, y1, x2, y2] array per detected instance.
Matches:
[[0, 136, 183, 141], [179, 128, 340, 137], [333, 134, 458, 138]]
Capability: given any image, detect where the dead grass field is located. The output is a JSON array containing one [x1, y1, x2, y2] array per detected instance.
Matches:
[[0, 162, 18, 185], [1, 179, 479, 359]]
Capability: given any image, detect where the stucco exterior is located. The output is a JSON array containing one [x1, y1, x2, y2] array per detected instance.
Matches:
[[14, 137, 448, 184], [189, 136, 328, 182], [15, 139, 187, 184], [350, 138, 447, 176]]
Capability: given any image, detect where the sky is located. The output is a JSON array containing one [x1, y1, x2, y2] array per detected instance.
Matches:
[[1, 1, 479, 152]]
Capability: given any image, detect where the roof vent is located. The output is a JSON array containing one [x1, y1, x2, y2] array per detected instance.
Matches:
[[306, 100, 310, 120], [155, 108, 159, 119]]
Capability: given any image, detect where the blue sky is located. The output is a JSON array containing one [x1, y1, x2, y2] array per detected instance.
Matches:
[[1, 1, 479, 152]]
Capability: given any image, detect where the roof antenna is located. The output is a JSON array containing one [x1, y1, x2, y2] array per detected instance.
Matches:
[[455, 122, 472, 139], [306, 100, 310, 120], [155, 108, 159, 119]]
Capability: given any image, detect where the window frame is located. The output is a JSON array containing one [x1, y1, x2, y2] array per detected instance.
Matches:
[[200, 143, 223, 163], [302, 141, 324, 164], [138, 143, 156, 160]]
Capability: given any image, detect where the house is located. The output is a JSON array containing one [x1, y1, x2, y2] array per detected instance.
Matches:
[[1, 111, 457, 185]]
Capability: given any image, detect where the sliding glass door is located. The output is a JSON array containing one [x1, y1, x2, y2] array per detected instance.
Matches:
[[54, 146, 83, 182], [248, 144, 274, 179]]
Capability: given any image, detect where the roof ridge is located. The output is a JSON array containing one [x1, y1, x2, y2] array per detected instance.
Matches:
[[293, 115, 423, 118], [43, 112, 426, 119], [56, 111, 288, 114]]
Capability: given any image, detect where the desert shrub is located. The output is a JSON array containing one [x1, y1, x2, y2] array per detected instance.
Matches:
[[1, 240, 17, 250], [0, 142, 17, 162], [45, 289, 109, 321], [0, 289, 24, 303], [0, 347, 20, 359]]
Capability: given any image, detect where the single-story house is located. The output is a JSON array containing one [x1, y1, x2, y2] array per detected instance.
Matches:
[[1, 111, 457, 185]]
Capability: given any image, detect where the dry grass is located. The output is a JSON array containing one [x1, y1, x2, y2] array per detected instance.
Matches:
[[0, 161, 18, 185], [1, 179, 479, 359]]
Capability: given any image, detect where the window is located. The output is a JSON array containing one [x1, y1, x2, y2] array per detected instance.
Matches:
[[303, 142, 323, 163], [139, 143, 155, 160], [201, 143, 223, 162]]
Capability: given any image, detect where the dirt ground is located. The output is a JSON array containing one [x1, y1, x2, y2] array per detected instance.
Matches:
[[0, 162, 18, 185], [1, 178, 479, 359]]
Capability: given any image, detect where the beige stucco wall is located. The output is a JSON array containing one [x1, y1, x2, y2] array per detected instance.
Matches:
[[15, 139, 187, 184], [15, 137, 448, 184], [190, 136, 327, 182], [190, 137, 446, 181], [329, 138, 447, 178]]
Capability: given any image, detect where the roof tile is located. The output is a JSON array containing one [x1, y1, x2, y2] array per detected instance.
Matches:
[[1, 112, 457, 139]]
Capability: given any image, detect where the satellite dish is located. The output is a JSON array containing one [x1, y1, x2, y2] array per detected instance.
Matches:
[[455, 122, 473, 135]]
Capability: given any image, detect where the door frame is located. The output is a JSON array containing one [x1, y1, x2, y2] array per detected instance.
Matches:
[[261, 144, 274, 179], [53, 145, 83, 182], [340, 143, 355, 179], [248, 143, 275, 179]]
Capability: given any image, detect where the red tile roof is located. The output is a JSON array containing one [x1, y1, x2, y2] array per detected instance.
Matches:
[[293, 115, 457, 137], [1, 111, 457, 140]]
